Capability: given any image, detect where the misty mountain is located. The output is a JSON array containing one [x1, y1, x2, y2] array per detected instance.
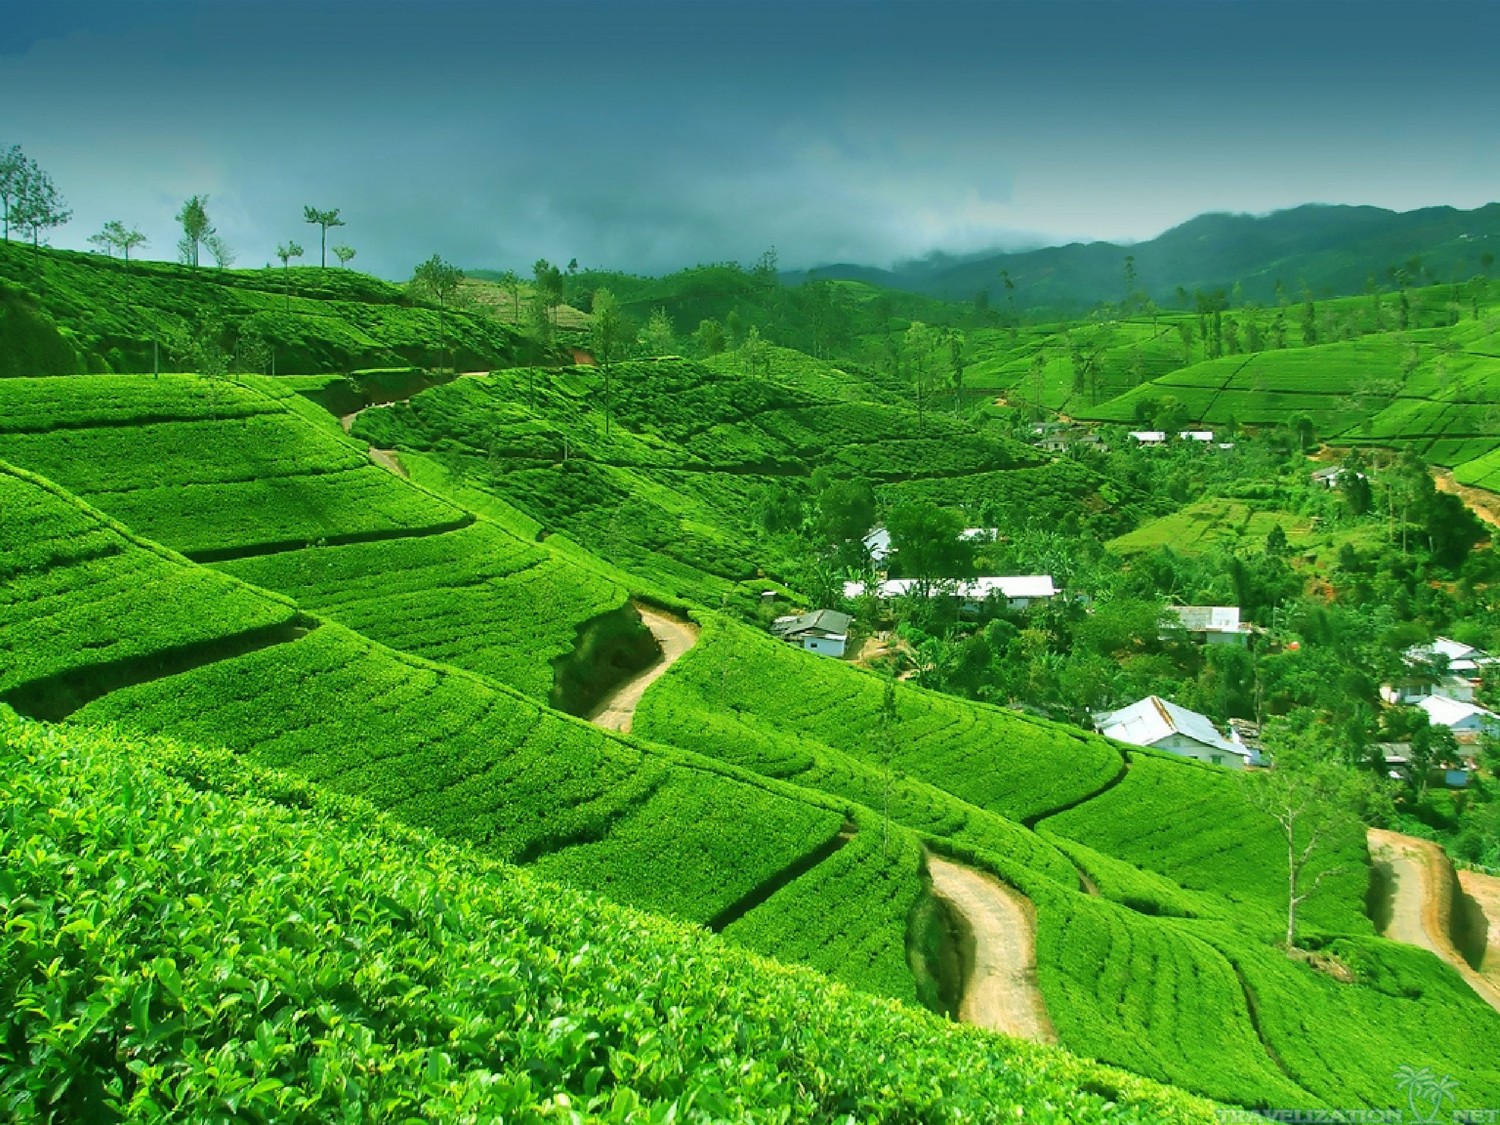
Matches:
[[796, 203, 1500, 312]]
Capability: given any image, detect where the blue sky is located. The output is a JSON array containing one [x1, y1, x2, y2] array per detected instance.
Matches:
[[4, 0, 1498, 277]]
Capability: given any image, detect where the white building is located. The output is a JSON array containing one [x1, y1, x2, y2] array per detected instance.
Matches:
[[1128, 431, 1167, 445], [1164, 605, 1253, 647], [1178, 430, 1215, 443], [842, 575, 1058, 612], [770, 609, 852, 658], [1095, 695, 1253, 770], [1416, 694, 1500, 740], [1381, 636, 1497, 704]]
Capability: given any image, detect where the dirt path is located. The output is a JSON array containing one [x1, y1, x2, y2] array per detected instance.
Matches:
[[1458, 868, 1500, 986], [587, 606, 699, 733], [1368, 828, 1500, 1013], [369, 447, 408, 478], [1433, 468, 1500, 530], [925, 855, 1057, 1043]]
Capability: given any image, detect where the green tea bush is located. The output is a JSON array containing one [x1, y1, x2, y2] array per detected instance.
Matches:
[[0, 707, 1218, 1123], [0, 462, 297, 702]]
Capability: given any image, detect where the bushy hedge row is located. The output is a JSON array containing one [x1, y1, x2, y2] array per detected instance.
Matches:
[[0, 373, 278, 433], [0, 462, 297, 698], [531, 769, 846, 925], [1035, 893, 1314, 1109], [1043, 751, 1371, 939], [1217, 930, 1500, 1108], [0, 376, 467, 558], [70, 625, 869, 952], [0, 242, 532, 375], [0, 708, 1218, 1123], [217, 522, 629, 699], [637, 617, 1124, 825], [724, 807, 927, 1004]]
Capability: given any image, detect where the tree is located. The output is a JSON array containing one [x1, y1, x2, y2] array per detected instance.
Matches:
[[590, 287, 626, 439], [176, 195, 213, 268], [302, 206, 345, 268], [533, 259, 563, 331], [814, 476, 876, 546], [0, 144, 23, 241], [411, 254, 465, 371], [947, 329, 964, 415], [332, 244, 356, 269], [110, 221, 146, 264], [641, 307, 675, 355], [1248, 740, 1366, 949], [904, 322, 938, 433], [693, 318, 726, 356], [275, 241, 304, 309], [204, 232, 235, 269], [10, 157, 71, 253], [740, 324, 771, 379], [886, 502, 975, 597], [499, 270, 522, 324]]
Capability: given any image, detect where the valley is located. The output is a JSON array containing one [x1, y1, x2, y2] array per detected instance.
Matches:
[[3, 205, 1499, 1120]]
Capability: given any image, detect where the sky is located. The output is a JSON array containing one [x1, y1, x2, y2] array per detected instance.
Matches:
[[4, 0, 1499, 279]]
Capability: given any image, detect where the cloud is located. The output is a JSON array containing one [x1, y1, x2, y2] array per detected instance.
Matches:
[[3, 0, 1498, 278]]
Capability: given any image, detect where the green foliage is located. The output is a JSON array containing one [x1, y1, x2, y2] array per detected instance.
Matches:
[[0, 709, 1218, 1123], [0, 461, 296, 700], [1044, 751, 1372, 938], [71, 624, 855, 939], [634, 617, 1121, 834], [723, 808, 925, 1002], [0, 241, 532, 373], [0, 375, 467, 557], [216, 521, 632, 700]]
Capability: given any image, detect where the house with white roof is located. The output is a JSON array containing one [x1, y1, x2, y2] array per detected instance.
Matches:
[[1381, 636, 1497, 704], [1128, 430, 1167, 445], [842, 575, 1058, 612], [1095, 695, 1253, 770], [1415, 694, 1500, 741], [1164, 605, 1253, 647], [1178, 430, 1215, 443], [770, 609, 853, 658]]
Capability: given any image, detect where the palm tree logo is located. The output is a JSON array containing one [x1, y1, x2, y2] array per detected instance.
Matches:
[[1394, 1064, 1460, 1123]]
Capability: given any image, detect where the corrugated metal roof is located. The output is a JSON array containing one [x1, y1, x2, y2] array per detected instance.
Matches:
[[1096, 695, 1245, 757]]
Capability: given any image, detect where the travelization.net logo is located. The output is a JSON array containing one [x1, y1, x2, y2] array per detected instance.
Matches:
[[1214, 1067, 1493, 1124]]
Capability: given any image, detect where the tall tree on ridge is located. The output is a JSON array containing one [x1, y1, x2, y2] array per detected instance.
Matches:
[[303, 206, 345, 268], [411, 253, 464, 371], [591, 287, 625, 439], [0, 144, 24, 241], [176, 195, 213, 268], [11, 157, 71, 254], [275, 240, 304, 309]]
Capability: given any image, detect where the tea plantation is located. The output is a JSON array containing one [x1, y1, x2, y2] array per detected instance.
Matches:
[[0, 374, 468, 558], [2, 242, 1493, 1117], [0, 240, 536, 375], [0, 461, 299, 717], [0, 708, 1219, 1123]]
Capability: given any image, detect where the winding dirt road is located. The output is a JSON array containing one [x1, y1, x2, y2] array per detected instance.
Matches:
[[1458, 868, 1500, 987], [1368, 828, 1500, 1013], [1432, 469, 1500, 530], [587, 606, 699, 733], [926, 855, 1057, 1043]]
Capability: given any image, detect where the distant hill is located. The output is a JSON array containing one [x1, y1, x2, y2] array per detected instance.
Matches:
[[800, 203, 1500, 313]]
